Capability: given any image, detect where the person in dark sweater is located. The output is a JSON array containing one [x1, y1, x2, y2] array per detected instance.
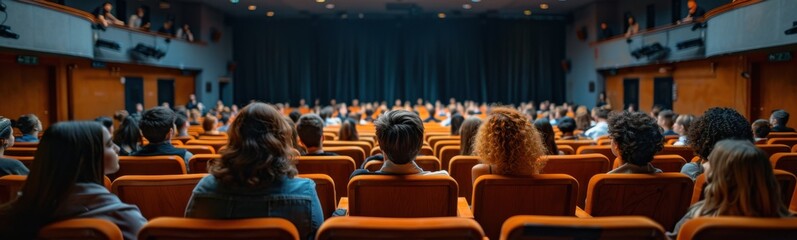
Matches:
[[770, 110, 795, 132], [132, 107, 192, 165], [658, 110, 679, 136], [296, 114, 337, 156], [0, 117, 29, 176]]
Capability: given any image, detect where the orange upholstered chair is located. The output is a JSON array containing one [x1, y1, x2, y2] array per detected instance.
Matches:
[[38, 218, 122, 240], [757, 144, 792, 158], [439, 146, 462, 170], [557, 145, 575, 155], [771, 153, 797, 177], [370, 146, 433, 157], [0, 175, 26, 204], [295, 156, 356, 200], [675, 217, 797, 240], [197, 135, 228, 141], [691, 170, 795, 207], [347, 174, 459, 217], [500, 215, 666, 240], [425, 132, 450, 143], [316, 216, 485, 240], [585, 173, 693, 231], [4, 147, 36, 156], [298, 174, 336, 219], [768, 138, 797, 148], [186, 140, 227, 152], [108, 156, 186, 180], [111, 174, 205, 219], [11, 141, 38, 148], [611, 155, 687, 173], [656, 146, 696, 162], [542, 154, 611, 208], [448, 156, 481, 203], [433, 140, 460, 159], [324, 146, 366, 168], [428, 136, 459, 150], [175, 145, 216, 155], [187, 154, 221, 174], [173, 135, 195, 144], [170, 140, 184, 146], [769, 132, 797, 138], [324, 141, 372, 158], [364, 156, 441, 172], [2, 155, 32, 168], [576, 145, 616, 161], [472, 174, 579, 240], [323, 132, 337, 141], [555, 140, 595, 152], [138, 217, 299, 240]]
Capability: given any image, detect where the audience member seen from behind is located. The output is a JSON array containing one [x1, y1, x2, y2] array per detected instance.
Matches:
[[533, 119, 561, 155], [667, 140, 793, 239], [575, 108, 592, 131], [95, 116, 114, 134], [450, 114, 465, 136], [607, 111, 664, 174], [0, 117, 29, 176], [584, 108, 610, 140], [296, 114, 337, 156], [682, 107, 753, 180], [201, 116, 223, 136], [173, 112, 193, 139], [459, 117, 483, 156], [350, 110, 448, 177], [472, 107, 547, 182], [770, 110, 795, 132], [94, 1, 124, 27], [132, 107, 193, 164], [658, 110, 678, 136], [185, 103, 323, 240], [112, 116, 142, 156], [217, 113, 231, 132], [558, 117, 578, 140], [338, 118, 359, 141], [283, 117, 305, 156], [673, 114, 695, 146], [14, 114, 42, 143], [0, 122, 146, 240], [752, 119, 771, 144]]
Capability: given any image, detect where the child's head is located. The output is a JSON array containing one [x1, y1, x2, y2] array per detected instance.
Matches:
[[139, 107, 177, 143], [752, 119, 771, 139], [0, 117, 14, 149]]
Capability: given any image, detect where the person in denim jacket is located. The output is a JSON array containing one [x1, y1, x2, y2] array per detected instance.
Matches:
[[185, 103, 323, 240]]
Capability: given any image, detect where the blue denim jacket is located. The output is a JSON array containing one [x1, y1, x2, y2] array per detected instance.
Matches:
[[185, 174, 323, 240]]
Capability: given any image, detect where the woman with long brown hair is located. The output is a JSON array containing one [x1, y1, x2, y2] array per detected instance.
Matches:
[[459, 117, 482, 156], [471, 107, 547, 182], [185, 103, 323, 240]]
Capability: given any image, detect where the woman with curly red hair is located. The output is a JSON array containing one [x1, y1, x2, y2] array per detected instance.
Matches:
[[471, 107, 548, 182]]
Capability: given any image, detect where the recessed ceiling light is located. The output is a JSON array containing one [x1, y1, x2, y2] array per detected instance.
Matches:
[[438, 12, 446, 19], [462, 4, 472, 10], [358, 13, 365, 19], [540, 4, 549, 10], [230, 0, 239, 3], [316, 0, 325, 2], [524, 9, 532, 16], [325, 3, 335, 9], [248, 5, 256, 11], [266, 11, 275, 17], [472, 0, 481, 2]]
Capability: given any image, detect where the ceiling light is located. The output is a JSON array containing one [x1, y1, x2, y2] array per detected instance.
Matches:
[[438, 12, 446, 19], [325, 3, 335, 9], [524, 9, 532, 16], [230, 0, 238, 3], [266, 11, 275, 17], [540, 3, 549, 10], [358, 13, 365, 19], [316, 0, 325, 2], [248, 5, 256, 11], [472, 0, 481, 2], [462, 4, 472, 10], [341, 13, 348, 19]]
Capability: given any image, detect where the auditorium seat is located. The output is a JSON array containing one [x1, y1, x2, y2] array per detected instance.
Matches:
[[11, 141, 38, 148], [611, 155, 687, 173], [433, 140, 459, 159], [173, 135, 195, 144], [448, 156, 481, 203], [657, 146, 696, 162], [188, 154, 221, 174], [316, 216, 485, 240], [138, 217, 299, 240], [768, 138, 797, 148], [324, 141, 372, 157], [577, 145, 616, 160], [428, 135, 459, 150], [542, 154, 611, 207], [370, 145, 433, 157], [771, 153, 797, 176], [175, 145, 216, 155], [768, 132, 797, 138], [295, 155, 356, 200], [555, 140, 595, 152], [186, 140, 227, 152], [324, 146, 366, 168], [692, 169, 795, 206], [557, 145, 575, 155], [2, 155, 32, 168], [38, 218, 122, 240], [597, 138, 612, 146], [439, 146, 462, 170], [0, 175, 26, 204], [500, 215, 666, 240], [170, 140, 184, 146], [198, 135, 228, 141], [586, 173, 693, 231], [111, 174, 205, 219], [298, 174, 336, 219], [757, 144, 792, 158], [4, 147, 36, 157], [472, 174, 579, 240], [424, 132, 450, 142], [346, 174, 461, 217], [364, 156, 441, 172], [108, 156, 187, 180], [323, 132, 336, 141], [664, 135, 680, 143], [675, 217, 797, 240], [666, 138, 678, 145]]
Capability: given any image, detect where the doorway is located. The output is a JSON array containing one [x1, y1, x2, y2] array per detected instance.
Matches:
[[653, 77, 674, 110], [158, 79, 175, 108], [623, 78, 639, 111], [124, 77, 144, 114]]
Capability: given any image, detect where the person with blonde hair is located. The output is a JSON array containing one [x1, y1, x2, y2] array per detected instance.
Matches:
[[471, 107, 547, 182], [668, 140, 792, 238]]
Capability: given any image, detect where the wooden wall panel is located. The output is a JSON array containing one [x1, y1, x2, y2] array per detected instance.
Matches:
[[752, 59, 797, 129], [0, 61, 54, 127], [70, 68, 125, 120]]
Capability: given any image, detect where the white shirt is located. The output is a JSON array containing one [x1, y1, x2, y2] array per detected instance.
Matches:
[[128, 14, 142, 28], [585, 121, 609, 140]]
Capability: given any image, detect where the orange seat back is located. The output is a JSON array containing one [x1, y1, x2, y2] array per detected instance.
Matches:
[[557, 145, 575, 155], [364, 156, 441, 172], [109, 156, 186, 180], [138, 217, 299, 240], [186, 140, 227, 152], [324, 146, 366, 168], [296, 156, 356, 200], [324, 141, 372, 158], [0, 175, 26, 204], [348, 174, 458, 217], [439, 146, 462, 170], [577, 145, 616, 161], [4, 147, 36, 157], [501, 215, 666, 240], [198, 135, 228, 141], [111, 174, 205, 219], [657, 146, 696, 162], [675, 217, 797, 240], [433, 140, 460, 159], [317, 216, 485, 240], [11, 142, 38, 148], [691, 170, 795, 207], [173, 135, 195, 144], [586, 173, 693, 231], [424, 132, 450, 142], [370, 145, 433, 157], [448, 156, 481, 203], [542, 154, 610, 208], [323, 132, 336, 141], [769, 132, 797, 138], [771, 153, 797, 177], [188, 154, 221, 174], [768, 138, 797, 148], [555, 140, 595, 152], [428, 136, 459, 150], [611, 155, 687, 173], [175, 145, 216, 155], [38, 218, 123, 240], [472, 174, 578, 240], [757, 144, 791, 158], [298, 174, 336, 219]]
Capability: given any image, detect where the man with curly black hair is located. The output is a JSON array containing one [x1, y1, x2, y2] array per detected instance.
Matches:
[[681, 107, 753, 180], [607, 111, 664, 174]]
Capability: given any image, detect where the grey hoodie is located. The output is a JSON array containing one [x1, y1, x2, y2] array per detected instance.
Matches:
[[52, 183, 147, 240]]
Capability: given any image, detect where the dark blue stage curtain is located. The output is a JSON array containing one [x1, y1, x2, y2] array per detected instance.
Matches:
[[232, 18, 566, 106]]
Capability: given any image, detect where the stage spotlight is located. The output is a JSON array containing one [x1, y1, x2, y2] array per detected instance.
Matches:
[[95, 39, 120, 50], [785, 21, 797, 35], [130, 44, 166, 60], [631, 43, 669, 60], [676, 38, 704, 50]]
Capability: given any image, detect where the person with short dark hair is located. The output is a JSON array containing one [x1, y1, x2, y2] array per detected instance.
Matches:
[[14, 114, 42, 143], [218, 113, 231, 132], [752, 119, 771, 143], [132, 107, 192, 164], [93, 1, 124, 27], [608, 112, 664, 174], [0, 117, 29, 176], [682, 107, 753, 180], [658, 110, 678, 136], [112, 116, 142, 156], [95, 116, 114, 134], [558, 117, 578, 140], [201, 116, 222, 136], [534, 119, 560, 155], [423, 103, 440, 123], [599, 22, 614, 40], [459, 117, 482, 156], [157, 18, 176, 37], [351, 110, 447, 177], [296, 114, 337, 156], [127, 7, 150, 29], [174, 111, 192, 138], [319, 107, 341, 126], [770, 110, 795, 132], [584, 108, 610, 140], [289, 110, 301, 124]]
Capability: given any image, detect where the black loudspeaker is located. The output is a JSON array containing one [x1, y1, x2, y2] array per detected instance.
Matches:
[[205, 82, 212, 93], [589, 81, 595, 93]]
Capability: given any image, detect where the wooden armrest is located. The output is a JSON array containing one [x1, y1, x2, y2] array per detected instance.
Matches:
[[457, 197, 473, 218], [575, 206, 592, 218], [336, 197, 349, 216]]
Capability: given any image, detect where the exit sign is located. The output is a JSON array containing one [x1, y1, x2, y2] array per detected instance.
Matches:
[[16, 55, 38, 65]]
